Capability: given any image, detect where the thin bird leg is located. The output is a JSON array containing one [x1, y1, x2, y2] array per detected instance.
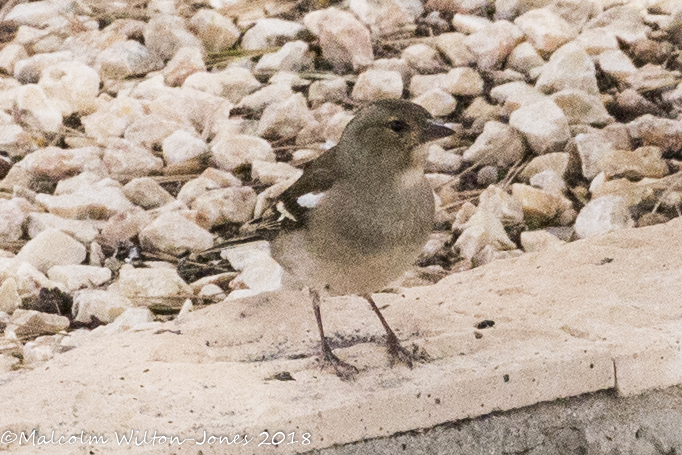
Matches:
[[310, 289, 359, 380], [364, 294, 430, 368]]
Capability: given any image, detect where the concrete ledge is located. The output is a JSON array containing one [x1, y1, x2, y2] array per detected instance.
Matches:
[[1, 218, 682, 453]]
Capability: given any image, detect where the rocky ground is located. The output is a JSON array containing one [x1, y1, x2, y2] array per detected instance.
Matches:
[[0, 0, 680, 380]]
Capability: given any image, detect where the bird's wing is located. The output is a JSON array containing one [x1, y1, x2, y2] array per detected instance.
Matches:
[[209, 146, 339, 249]]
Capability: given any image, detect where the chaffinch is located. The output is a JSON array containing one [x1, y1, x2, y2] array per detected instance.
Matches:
[[228, 99, 453, 379]]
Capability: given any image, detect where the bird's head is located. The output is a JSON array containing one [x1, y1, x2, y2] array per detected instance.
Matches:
[[335, 100, 453, 182]]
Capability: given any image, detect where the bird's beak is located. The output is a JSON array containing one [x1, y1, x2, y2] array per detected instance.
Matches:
[[423, 120, 454, 142]]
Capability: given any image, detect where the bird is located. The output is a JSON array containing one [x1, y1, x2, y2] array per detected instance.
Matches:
[[218, 99, 452, 379]]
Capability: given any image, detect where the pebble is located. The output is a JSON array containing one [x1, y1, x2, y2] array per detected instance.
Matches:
[[536, 42, 599, 95], [464, 120, 526, 168], [352, 69, 403, 102], [189, 9, 241, 53], [413, 89, 458, 117], [520, 230, 566, 252], [574, 195, 635, 239], [139, 212, 214, 256], [514, 8, 578, 54], [304, 7, 374, 72], [509, 99, 571, 155], [16, 229, 86, 274], [47, 265, 112, 292], [241, 19, 304, 51]]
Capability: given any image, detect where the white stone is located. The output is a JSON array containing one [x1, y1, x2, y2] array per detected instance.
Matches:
[[144, 14, 203, 61], [0, 44, 28, 75], [97, 307, 154, 335], [222, 241, 283, 293], [176, 168, 242, 205], [490, 82, 547, 114], [512, 183, 572, 226], [14, 51, 74, 84], [184, 67, 261, 103], [529, 170, 566, 195], [241, 18, 304, 51], [573, 28, 619, 56], [402, 44, 443, 74], [584, 6, 650, 45], [5, 1, 60, 27], [189, 9, 240, 53], [38, 61, 100, 116], [464, 121, 526, 167], [304, 7, 373, 72], [211, 134, 275, 171], [15, 84, 62, 133], [251, 160, 303, 186], [509, 99, 571, 155], [9, 309, 69, 338], [463, 20, 524, 71], [255, 41, 313, 74], [191, 187, 258, 227], [452, 13, 492, 34], [435, 33, 476, 67], [71, 289, 131, 323], [349, 0, 418, 36], [95, 40, 164, 79], [19, 146, 103, 181], [0, 258, 65, 300], [424, 145, 462, 173], [47, 265, 112, 292], [112, 265, 192, 302], [520, 230, 566, 252], [22, 335, 60, 364], [575, 195, 635, 239], [163, 46, 206, 87], [514, 9, 578, 54], [442, 67, 484, 97], [535, 43, 599, 95], [236, 83, 294, 113], [507, 42, 545, 74], [16, 229, 86, 274], [0, 278, 21, 314], [81, 96, 146, 144], [139, 212, 214, 256], [455, 211, 516, 260], [122, 178, 174, 209], [103, 139, 164, 180], [574, 132, 617, 180], [413, 89, 457, 117], [257, 93, 314, 139], [0, 199, 27, 242], [409, 74, 446, 98], [550, 90, 613, 126], [351, 70, 403, 102], [36, 180, 136, 220], [466, 185, 524, 227], [124, 114, 192, 150], [598, 50, 637, 84], [162, 130, 207, 165], [308, 78, 349, 108]]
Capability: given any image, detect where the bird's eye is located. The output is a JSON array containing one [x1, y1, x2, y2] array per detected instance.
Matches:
[[388, 120, 408, 133]]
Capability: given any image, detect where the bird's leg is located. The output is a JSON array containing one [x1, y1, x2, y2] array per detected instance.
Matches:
[[310, 289, 359, 380], [364, 294, 430, 368]]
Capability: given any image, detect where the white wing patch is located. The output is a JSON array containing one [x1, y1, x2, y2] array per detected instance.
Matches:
[[297, 192, 326, 208], [276, 201, 297, 222]]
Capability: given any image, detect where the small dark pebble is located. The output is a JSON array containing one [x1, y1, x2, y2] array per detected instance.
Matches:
[[476, 320, 495, 329], [272, 372, 295, 381]]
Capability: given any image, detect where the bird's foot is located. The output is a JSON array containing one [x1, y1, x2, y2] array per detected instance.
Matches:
[[321, 350, 359, 381], [386, 333, 430, 368]]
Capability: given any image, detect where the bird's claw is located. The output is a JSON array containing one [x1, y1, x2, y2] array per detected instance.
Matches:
[[321, 351, 359, 381], [386, 334, 430, 368]]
